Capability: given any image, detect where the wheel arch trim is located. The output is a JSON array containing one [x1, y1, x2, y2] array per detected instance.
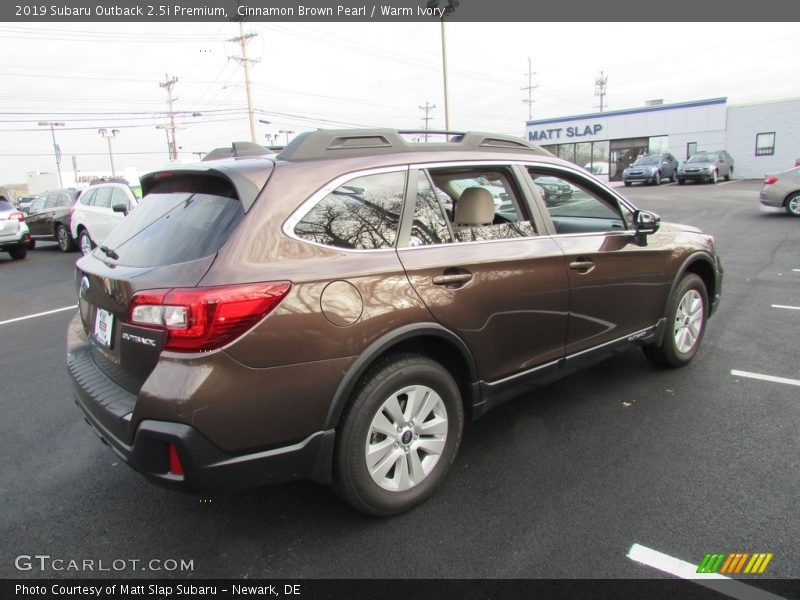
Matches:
[[323, 322, 478, 430]]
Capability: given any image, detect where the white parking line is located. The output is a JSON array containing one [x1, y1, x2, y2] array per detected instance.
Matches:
[[730, 369, 800, 388], [716, 180, 738, 186], [627, 544, 786, 600], [772, 304, 800, 311], [0, 305, 76, 326], [793, 269, 800, 273]]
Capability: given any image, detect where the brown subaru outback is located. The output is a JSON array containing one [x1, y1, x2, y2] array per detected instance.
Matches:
[[67, 130, 722, 515]]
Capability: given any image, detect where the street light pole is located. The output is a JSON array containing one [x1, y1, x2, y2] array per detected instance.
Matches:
[[427, 1, 459, 132], [37, 121, 65, 187], [98, 128, 119, 177], [440, 18, 450, 132]]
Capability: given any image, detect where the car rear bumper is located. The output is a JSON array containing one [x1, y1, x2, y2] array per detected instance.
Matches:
[[67, 313, 337, 491], [73, 386, 335, 491]]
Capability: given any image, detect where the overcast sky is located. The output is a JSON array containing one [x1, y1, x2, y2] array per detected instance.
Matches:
[[1, 21, 798, 185]]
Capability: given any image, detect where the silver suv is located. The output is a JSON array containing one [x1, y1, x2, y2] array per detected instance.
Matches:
[[677, 151, 734, 184]]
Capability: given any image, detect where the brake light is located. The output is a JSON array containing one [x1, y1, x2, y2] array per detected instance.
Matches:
[[7, 211, 24, 222], [763, 176, 778, 185], [127, 281, 291, 352]]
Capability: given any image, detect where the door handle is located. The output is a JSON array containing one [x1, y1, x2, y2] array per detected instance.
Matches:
[[432, 273, 473, 287], [569, 259, 595, 274]]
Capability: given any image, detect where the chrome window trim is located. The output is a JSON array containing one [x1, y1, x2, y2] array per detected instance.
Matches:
[[282, 165, 410, 254]]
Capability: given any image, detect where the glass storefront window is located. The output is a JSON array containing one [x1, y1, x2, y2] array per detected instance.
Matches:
[[557, 144, 575, 163], [575, 142, 592, 172], [591, 141, 610, 176], [649, 135, 668, 155]]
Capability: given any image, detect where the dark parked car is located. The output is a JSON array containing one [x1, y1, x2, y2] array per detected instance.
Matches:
[[67, 129, 723, 515], [26, 188, 80, 252], [623, 153, 679, 186], [15, 195, 37, 214], [677, 150, 734, 184]]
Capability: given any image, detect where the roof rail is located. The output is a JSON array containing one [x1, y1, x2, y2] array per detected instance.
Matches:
[[276, 128, 548, 161], [202, 141, 271, 162]]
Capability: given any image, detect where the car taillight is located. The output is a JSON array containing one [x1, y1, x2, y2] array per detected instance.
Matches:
[[7, 211, 24, 222], [763, 176, 778, 185], [127, 281, 291, 352]]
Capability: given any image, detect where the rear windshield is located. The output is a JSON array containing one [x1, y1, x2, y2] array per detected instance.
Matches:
[[100, 178, 244, 267], [0, 199, 13, 211]]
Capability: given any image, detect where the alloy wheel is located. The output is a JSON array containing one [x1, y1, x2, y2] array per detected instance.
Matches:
[[673, 289, 704, 354], [365, 385, 448, 492]]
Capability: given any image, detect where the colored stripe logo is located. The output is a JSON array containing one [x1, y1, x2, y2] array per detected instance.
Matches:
[[697, 553, 773, 574]]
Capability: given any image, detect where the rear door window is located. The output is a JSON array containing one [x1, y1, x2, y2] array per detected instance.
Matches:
[[94, 187, 113, 209], [99, 176, 244, 267], [79, 188, 97, 206]]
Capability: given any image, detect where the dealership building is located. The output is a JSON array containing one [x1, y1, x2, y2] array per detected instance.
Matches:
[[525, 97, 800, 181]]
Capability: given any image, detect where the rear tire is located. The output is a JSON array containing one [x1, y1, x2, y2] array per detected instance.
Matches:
[[786, 193, 800, 217], [333, 353, 464, 516], [56, 224, 76, 252], [643, 273, 708, 368], [8, 245, 27, 260]]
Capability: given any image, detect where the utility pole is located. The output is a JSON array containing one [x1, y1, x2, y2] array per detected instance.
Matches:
[[37, 121, 64, 187], [228, 21, 259, 143], [594, 70, 608, 112], [159, 74, 179, 160], [419, 102, 436, 142], [521, 57, 538, 121]]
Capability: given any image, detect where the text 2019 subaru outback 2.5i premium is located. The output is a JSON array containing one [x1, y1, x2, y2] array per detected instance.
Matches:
[[67, 130, 723, 515]]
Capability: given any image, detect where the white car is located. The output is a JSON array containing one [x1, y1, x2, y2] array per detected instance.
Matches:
[[70, 182, 138, 255], [0, 197, 31, 260]]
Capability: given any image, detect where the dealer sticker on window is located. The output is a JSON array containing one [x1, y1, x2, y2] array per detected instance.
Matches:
[[94, 308, 114, 348]]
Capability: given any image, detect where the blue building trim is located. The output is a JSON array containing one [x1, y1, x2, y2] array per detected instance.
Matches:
[[526, 97, 728, 127]]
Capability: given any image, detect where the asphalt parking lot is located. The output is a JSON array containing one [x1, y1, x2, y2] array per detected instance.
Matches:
[[1, 180, 798, 592]]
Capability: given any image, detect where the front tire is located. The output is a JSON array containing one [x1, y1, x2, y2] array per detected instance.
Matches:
[[78, 230, 94, 255], [786, 193, 800, 217], [28, 239, 36, 250], [652, 171, 661, 186], [709, 170, 718, 184], [678, 178, 685, 185], [643, 273, 708, 368], [333, 353, 464, 516], [624, 181, 632, 187]]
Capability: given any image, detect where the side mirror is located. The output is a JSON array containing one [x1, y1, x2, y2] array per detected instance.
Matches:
[[634, 209, 660, 246], [112, 203, 128, 216]]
